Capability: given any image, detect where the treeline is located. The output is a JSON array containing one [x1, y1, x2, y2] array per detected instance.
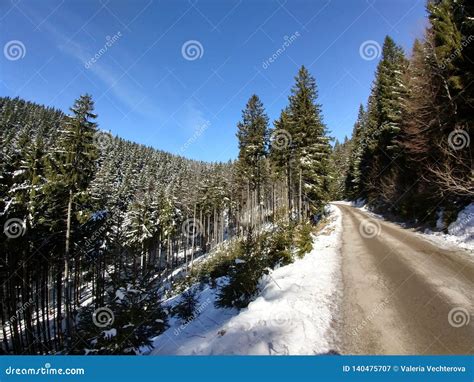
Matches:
[[0, 64, 332, 354], [235, 66, 332, 228], [342, 0, 472, 224]]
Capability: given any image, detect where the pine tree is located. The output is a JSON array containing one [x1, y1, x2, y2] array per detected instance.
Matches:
[[58, 94, 99, 346], [269, 108, 293, 219], [72, 278, 167, 355], [286, 66, 332, 217], [344, 105, 366, 199], [236, 95, 269, 227], [425, 0, 473, 200], [428, 0, 465, 119], [124, 192, 155, 277], [361, 36, 408, 206], [330, 137, 352, 200]]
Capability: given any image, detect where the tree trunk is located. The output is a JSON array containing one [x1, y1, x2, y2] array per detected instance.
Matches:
[[287, 158, 292, 220], [190, 205, 196, 273], [64, 188, 73, 349], [298, 167, 302, 222]]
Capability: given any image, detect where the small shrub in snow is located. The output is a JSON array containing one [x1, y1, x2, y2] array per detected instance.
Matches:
[[294, 223, 313, 259], [265, 224, 293, 266], [173, 287, 199, 321], [216, 226, 295, 309], [216, 229, 263, 309], [195, 241, 243, 286], [173, 297, 212, 336], [71, 277, 167, 355]]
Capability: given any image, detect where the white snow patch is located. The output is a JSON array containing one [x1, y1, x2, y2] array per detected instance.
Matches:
[[435, 209, 445, 230], [115, 289, 125, 301], [103, 328, 117, 339], [337, 199, 366, 208], [12, 169, 26, 177]]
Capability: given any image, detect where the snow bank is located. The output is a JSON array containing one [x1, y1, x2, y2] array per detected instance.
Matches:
[[150, 205, 343, 355], [421, 203, 474, 251]]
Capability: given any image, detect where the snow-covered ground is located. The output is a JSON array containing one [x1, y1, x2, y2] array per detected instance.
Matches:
[[148, 205, 343, 355], [338, 200, 474, 251]]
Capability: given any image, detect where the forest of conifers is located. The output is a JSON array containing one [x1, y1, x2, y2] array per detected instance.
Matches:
[[0, 0, 472, 355]]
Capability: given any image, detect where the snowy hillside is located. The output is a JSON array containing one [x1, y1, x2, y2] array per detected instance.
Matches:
[[149, 206, 343, 355]]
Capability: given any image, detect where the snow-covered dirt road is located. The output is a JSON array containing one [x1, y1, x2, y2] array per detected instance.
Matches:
[[334, 203, 474, 355]]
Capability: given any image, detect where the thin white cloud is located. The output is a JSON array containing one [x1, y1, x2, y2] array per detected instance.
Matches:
[[24, 4, 207, 133]]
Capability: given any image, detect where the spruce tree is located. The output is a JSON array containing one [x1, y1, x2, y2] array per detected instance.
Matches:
[[344, 104, 366, 199], [236, 95, 269, 227], [270, 109, 293, 219], [362, 36, 408, 206], [286, 66, 331, 217], [59, 94, 99, 345]]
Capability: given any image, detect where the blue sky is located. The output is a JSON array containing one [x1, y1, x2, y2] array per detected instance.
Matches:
[[0, 0, 427, 162]]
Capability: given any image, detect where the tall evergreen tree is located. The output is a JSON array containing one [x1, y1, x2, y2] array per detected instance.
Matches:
[[361, 36, 408, 206], [58, 94, 99, 345], [344, 104, 366, 199], [425, 0, 473, 200], [236, 95, 269, 226], [270, 108, 293, 218], [286, 66, 332, 217]]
